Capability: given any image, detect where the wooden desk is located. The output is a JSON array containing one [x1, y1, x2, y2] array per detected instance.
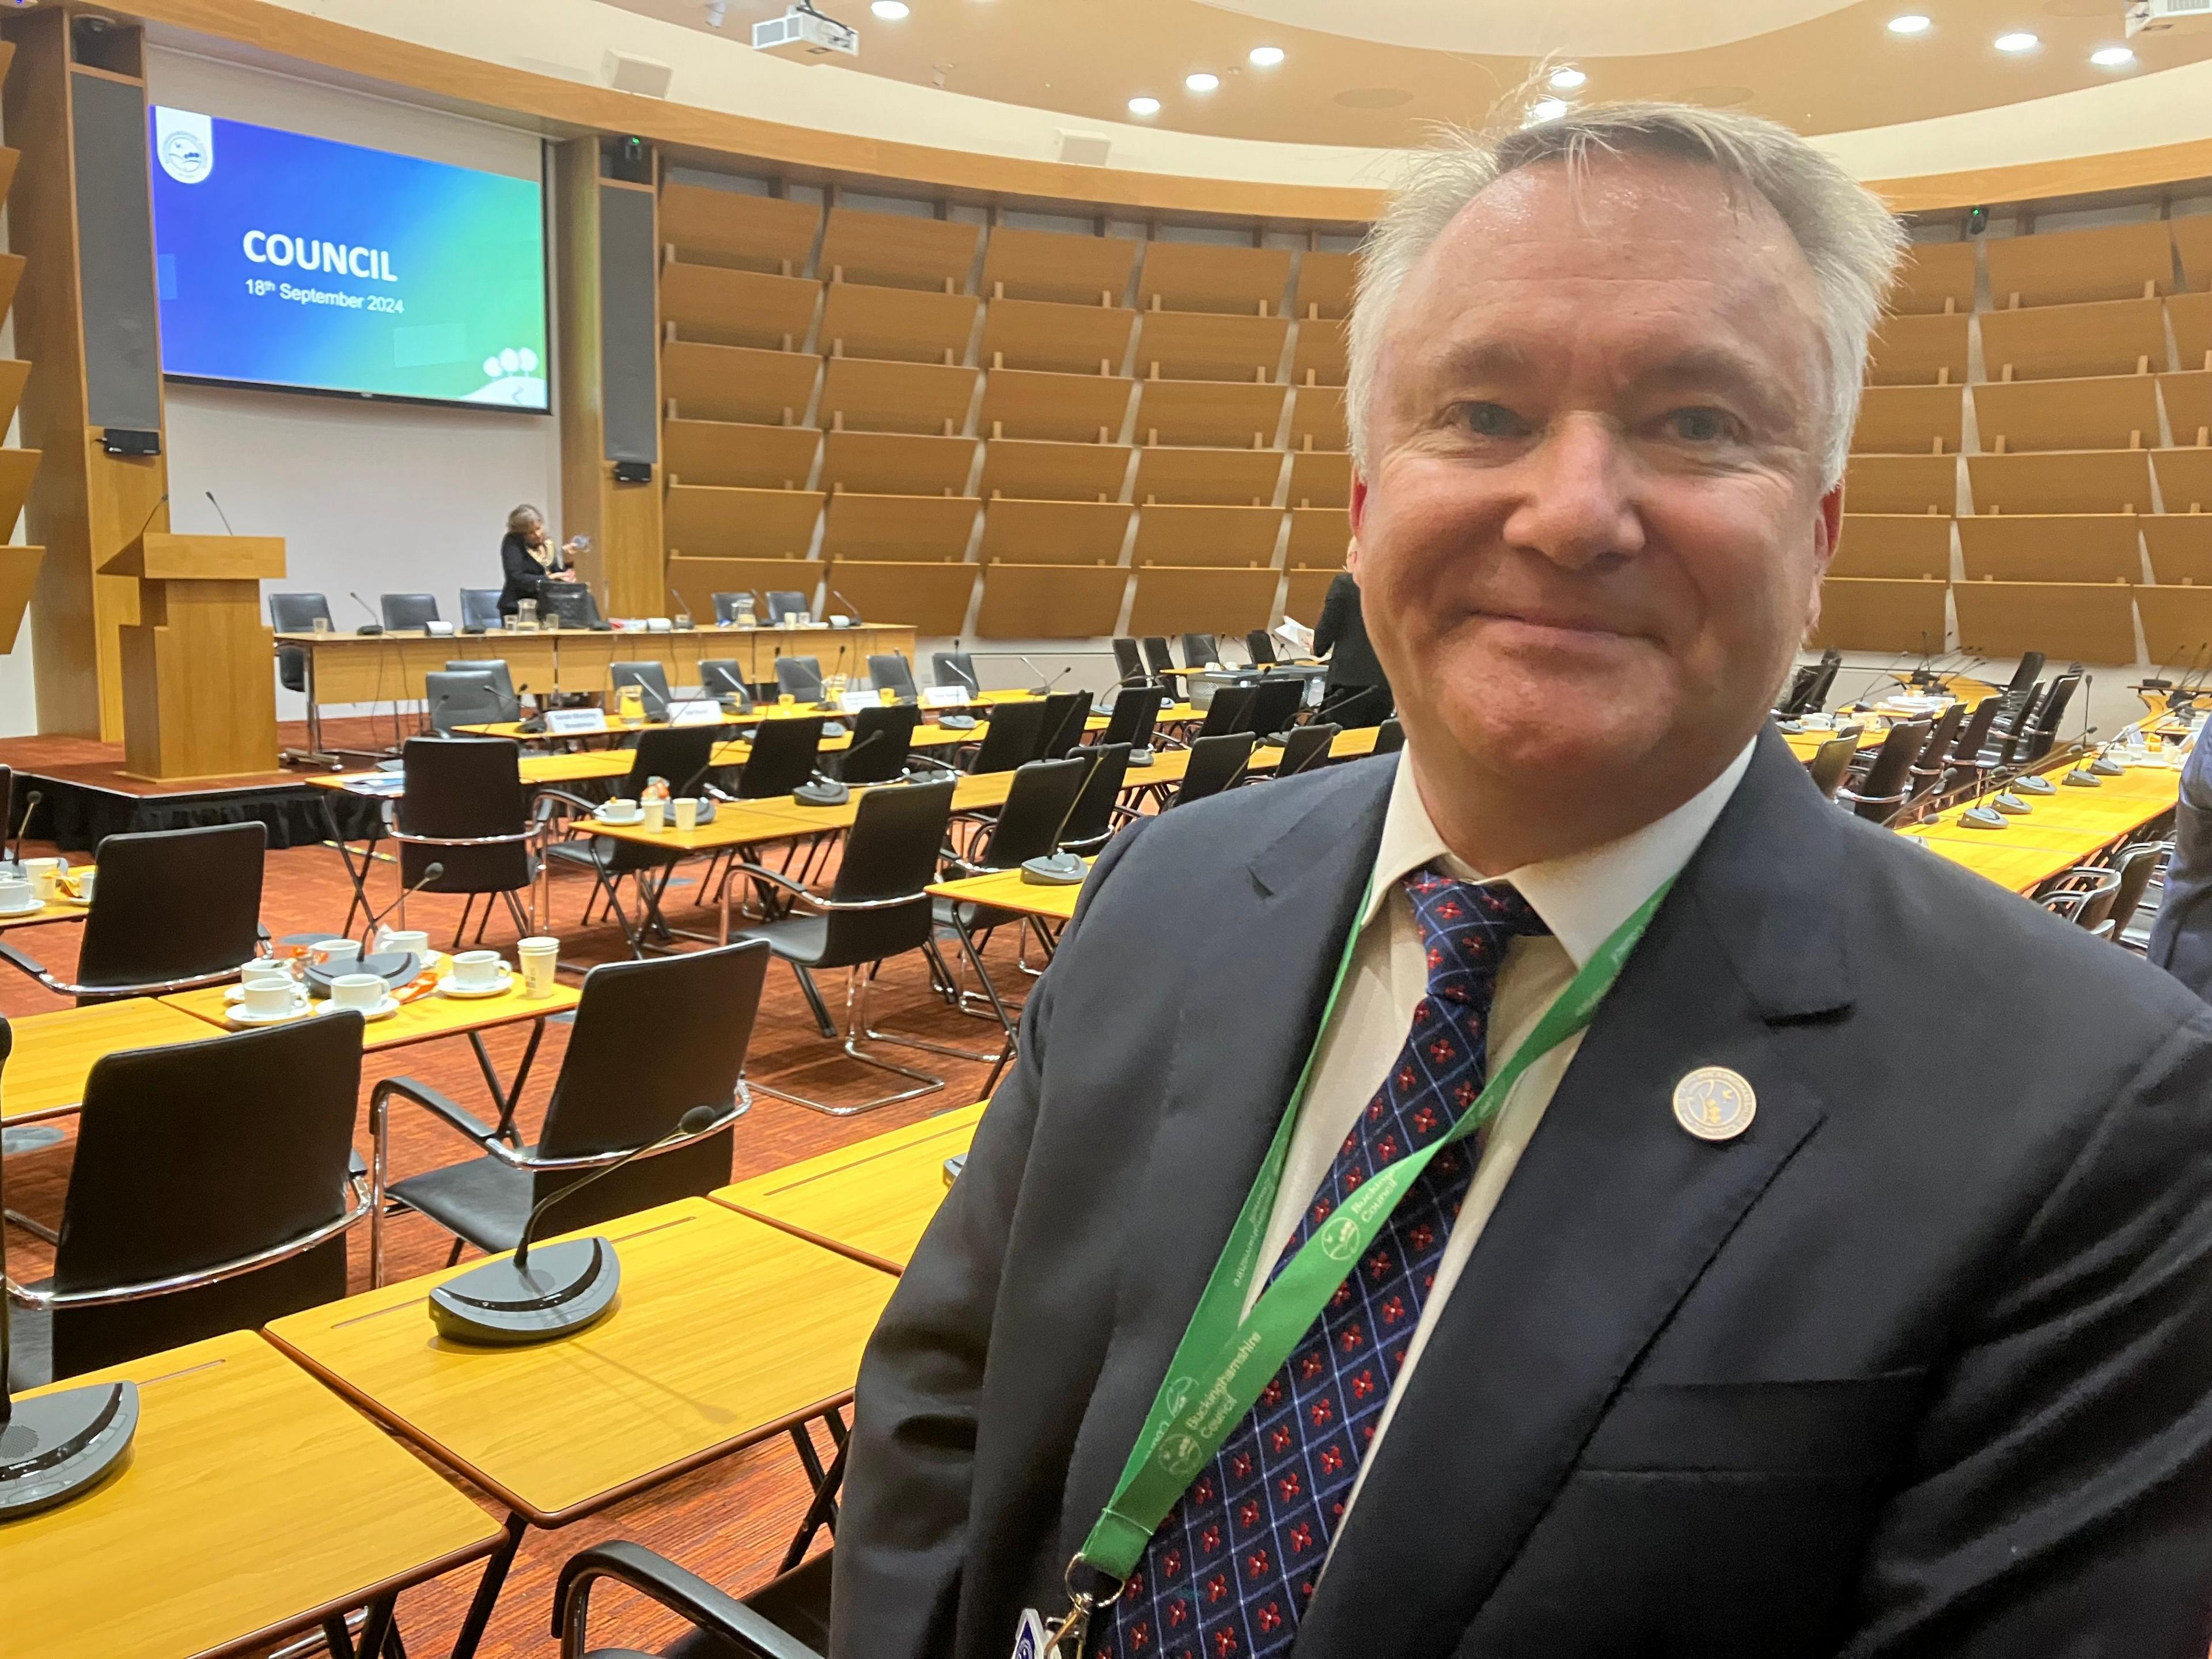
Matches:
[[266, 1198, 895, 1657], [1, 998, 225, 1126], [0, 895, 88, 933], [929, 863, 1093, 925], [0, 1331, 501, 1659], [713, 1103, 985, 1275], [1900, 759, 2179, 893]]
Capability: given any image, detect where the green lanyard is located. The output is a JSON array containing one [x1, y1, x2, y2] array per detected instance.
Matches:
[[1051, 874, 1676, 1640]]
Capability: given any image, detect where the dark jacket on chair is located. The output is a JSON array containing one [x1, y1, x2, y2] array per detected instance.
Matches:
[[834, 728, 2212, 1658], [2150, 733, 2212, 997], [1313, 569, 1387, 692]]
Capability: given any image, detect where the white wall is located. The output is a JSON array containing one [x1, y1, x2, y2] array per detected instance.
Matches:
[[146, 46, 561, 721]]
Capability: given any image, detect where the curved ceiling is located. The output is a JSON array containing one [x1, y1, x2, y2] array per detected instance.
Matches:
[[599, 0, 2212, 145]]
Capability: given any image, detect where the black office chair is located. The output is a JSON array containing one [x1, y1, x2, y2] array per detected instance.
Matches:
[[444, 658, 523, 724], [1247, 676, 1306, 740], [699, 660, 756, 713], [458, 588, 504, 632], [543, 585, 604, 630], [1999, 652, 2047, 719], [775, 656, 825, 702], [381, 592, 441, 632], [766, 590, 811, 624], [1060, 741, 1134, 855], [1273, 722, 1341, 779], [389, 737, 538, 947], [269, 593, 332, 694], [1112, 638, 1146, 683], [555, 1540, 833, 1659], [1100, 681, 1166, 753], [1196, 683, 1260, 741], [729, 779, 960, 1115], [733, 716, 827, 799], [611, 661, 674, 719], [868, 653, 919, 703], [834, 706, 918, 784], [1778, 648, 1843, 717], [1173, 733, 1256, 806], [1804, 730, 1862, 801], [960, 700, 1051, 774], [1372, 717, 1405, 756], [372, 944, 768, 1281], [1245, 630, 1278, 665], [3, 1013, 368, 1387], [1182, 632, 1221, 669], [712, 592, 755, 626], [0, 822, 264, 1002], [1941, 698, 2004, 790], [2018, 671, 2084, 763], [423, 669, 509, 736], [1907, 702, 1968, 800], [543, 727, 723, 953], [1036, 690, 1094, 761], [933, 652, 980, 696], [1838, 719, 1929, 825], [1140, 637, 1176, 678]]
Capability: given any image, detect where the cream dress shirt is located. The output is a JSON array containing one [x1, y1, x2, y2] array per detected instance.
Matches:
[[1245, 737, 1758, 1543]]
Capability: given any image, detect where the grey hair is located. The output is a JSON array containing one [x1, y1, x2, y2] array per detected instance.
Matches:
[[1346, 102, 1908, 490]]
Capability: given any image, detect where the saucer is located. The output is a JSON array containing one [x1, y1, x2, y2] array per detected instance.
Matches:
[[228, 997, 312, 1027], [0, 897, 46, 916], [316, 995, 401, 1021], [438, 967, 514, 999], [594, 809, 643, 826]]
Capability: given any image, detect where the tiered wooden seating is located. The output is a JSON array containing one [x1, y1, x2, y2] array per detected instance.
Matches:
[[1283, 567, 1336, 624], [1134, 310, 1289, 382], [818, 206, 980, 293], [980, 299, 1135, 374], [1286, 506, 1349, 571], [664, 420, 820, 489], [981, 370, 1134, 442], [1138, 241, 1294, 316], [1956, 516, 2141, 584], [2176, 217, 2212, 291], [1953, 579, 2137, 663], [1973, 374, 2159, 452], [1831, 514, 1952, 579], [980, 226, 1138, 306], [2143, 514, 2212, 585], [1128, 567, 1278, 636], [1290, 387, 1347, 453], [2154, 448, 2212, 513], [2138, 582, 2212, 664], [1810, 578, 1948, 653], [1978, 297, 2167, 381], [821, 560, 978, 634], [819, 491, 979, 560], [1292, 319, 1348, 388], [665, 486, 823, 558], [1133, 380, 1286, 448], [1287, 450, 1353, 509], [816, 357, 978, 435], [979, 439, 1131, 501], [1133, 504, 1281, 567], [819, 281, 980, 365], [1984, 221, 2174, 308], [975, 564, 1128, 636], [660, 260, 817, 350], [2173, 291, 2212, 373], [1890, 241, 1978, 315], [660, 183, 820, 275], [2164, 372, 2212, 447], [979, 498, 1132, 565], [1967, 450, 2153, 513], [666, 555, 825, 618], [1294, 251, 1357, 320], [1868, 312, 1970, 386], [1844, 454, 1956, 514], [1132, 447, 1283, 506], [663, 342, 819, 425], [819, 431, 976, 495], [1852, 385, 1964, 454]]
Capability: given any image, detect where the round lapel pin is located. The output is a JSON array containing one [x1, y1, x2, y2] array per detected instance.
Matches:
[[1672, 1066, 1756, 1142]]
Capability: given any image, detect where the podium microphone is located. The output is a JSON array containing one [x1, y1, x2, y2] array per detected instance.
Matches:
[[427, 1103, 731, 1344], [0, 1016, 139, 1516], [349, 591, 385, 637], [204, 490, 237, 536]]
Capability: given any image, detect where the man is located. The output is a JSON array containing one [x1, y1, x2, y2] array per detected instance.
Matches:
[[2149, 725, 2212, 997], [1313, 556, 1389, 725], [835, 105, 2212, 1657]]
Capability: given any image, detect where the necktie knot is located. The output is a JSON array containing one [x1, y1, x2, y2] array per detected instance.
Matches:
[[1403, 869, 1548, 1005]]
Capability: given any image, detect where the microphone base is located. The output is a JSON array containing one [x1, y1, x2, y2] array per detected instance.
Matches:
[[1994, 793, 2031, 815], [793, 779, 851, 807], [2014, 774, 2057, 796], [1959, 806, 2009, 830], [2089, 756, 2127, 777], [354, 625, 384, 637], [427, 1237, 621, 1346], [938, 714, 979, 731], [1129, 747, 1157, 766], [0, 1381, 138, 1518], [1021, 851, 1088, 887], [2063, 768, 2103, 787]]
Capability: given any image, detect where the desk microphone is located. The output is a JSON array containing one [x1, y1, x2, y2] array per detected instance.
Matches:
[[1022, 746, 1112, 885], [427, 1103, 731, 1344], [204, 490, 237, 536], [349, 591, 384, 636], [7, 788, 43, 866], [363, 860, 445, 945], [1847, 647, 1915, 706], [817, 645, 849, 713], [666, 585, 694, 628], [830, 588, 866, 626], [794, 727, 887, 806], [0, 1017, 139, 1517], [130, 491, 169, 547], [1017, 655, 1067, 698]]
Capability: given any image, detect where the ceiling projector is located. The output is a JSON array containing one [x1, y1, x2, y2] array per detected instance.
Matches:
[[755, 3, 859, 58]]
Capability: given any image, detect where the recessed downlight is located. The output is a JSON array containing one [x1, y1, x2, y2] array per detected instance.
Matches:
[[1128, 95, 1161, 115], [2090, 44, 2135, 66], [1530, 97, 1569, 122], [870, 0, 910, 17], [1887, 14, 1931, 34], [1185, 71, 1220, 92], [1548, 65, 1587, 89], [1249, 45, 1285, 67], [1994, 31, 2040, 51]]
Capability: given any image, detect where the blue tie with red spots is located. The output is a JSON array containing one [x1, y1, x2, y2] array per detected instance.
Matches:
[[1099, 870, 1551, 1659]]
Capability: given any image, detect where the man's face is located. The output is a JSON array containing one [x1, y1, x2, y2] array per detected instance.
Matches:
[[1351, 153, 1840, 791]]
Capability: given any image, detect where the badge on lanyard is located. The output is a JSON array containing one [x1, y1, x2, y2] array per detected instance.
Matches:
[[1011, 1608, 1050, 1659]]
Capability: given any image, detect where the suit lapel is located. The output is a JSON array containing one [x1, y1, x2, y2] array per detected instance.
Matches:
[[1296, 729, 1854, 1654]]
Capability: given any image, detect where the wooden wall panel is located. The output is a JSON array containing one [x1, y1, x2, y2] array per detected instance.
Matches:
[[1953, 579, 2137, 663]]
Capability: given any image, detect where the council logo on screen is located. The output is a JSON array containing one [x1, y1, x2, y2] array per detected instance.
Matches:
[[156, 108, 213, 184]]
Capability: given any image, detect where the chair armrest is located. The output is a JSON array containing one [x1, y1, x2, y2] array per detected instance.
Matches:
[[370, 1076, 498, 1146], [0, 938, 55, 989], [904, 753, 960, 775], [553, 1540, 821, 1659], [729, 862, 823, 907], [0, 940, 244, 999]]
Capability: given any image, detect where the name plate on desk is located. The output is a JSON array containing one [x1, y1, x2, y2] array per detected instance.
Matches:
[[545, 708, 609, 736], [840, 690, 878, 713], [922, 687, 967, 709], [670, 699, 726, 726]]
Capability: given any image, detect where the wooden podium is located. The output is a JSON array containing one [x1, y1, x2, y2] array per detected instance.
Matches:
[[102, 533, 286, 782]]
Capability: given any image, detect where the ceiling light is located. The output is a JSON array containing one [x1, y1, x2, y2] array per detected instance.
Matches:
[[2090, 44, 2135, 66], [1530, 97, 1569, 122], [1249, 45, 1285, 67], [1548, 66, 1587, 89], [1994, 31, 2039, 52], [870, 1, 910, 17], [1128, 95, 1161, 115], [1887, 14, 1931, 35], [1185, 71, 1220, 92]]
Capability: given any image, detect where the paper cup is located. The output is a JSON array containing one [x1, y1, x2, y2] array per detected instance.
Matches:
[[75, 868, 96, 904], [518, 937, 558, 999], [673, 797, 698, 832], [24, 858, 65, 901], [642, 800, 665, 832]]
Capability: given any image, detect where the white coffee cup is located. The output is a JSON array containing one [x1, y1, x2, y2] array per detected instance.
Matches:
[[673, 797, 699, 833], [642, 798, 666, 832], [517, 937, 559, 999], [309, 938, 362, 972], [0, 877, 35, 911], [243, 977, 302, 1020], [451, 949, 503, 991], [331, 972, 386, 1013], [599, 798, 640, 823], [75, 868, 96, 904], [241, 962, 294, 990], [383, 930, 430, 960], [24, 857, 65, 901]]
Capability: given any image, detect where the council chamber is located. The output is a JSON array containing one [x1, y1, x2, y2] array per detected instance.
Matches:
[[3, 2, 2212, 1657]]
